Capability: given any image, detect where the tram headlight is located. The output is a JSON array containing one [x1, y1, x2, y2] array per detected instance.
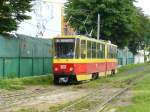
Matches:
[[54, 67, 58, 71], [69, 67, 74, 72]]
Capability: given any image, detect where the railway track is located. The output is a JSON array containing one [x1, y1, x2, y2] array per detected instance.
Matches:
[[58, 66, 150, 112], [95, 70, 148, 112], [0, 85, 73, 111], [0, 88, 52, 110]]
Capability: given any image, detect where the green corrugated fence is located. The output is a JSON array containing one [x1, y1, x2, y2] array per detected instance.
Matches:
[[117, 49, 134, 66], [0, 34, 53, 79]]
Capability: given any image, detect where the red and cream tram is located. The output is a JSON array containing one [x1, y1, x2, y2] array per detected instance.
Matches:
[[53, 35, 117, 84]]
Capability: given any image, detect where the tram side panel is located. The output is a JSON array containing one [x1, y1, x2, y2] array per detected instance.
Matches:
[[105, 43, 118, 75], [74, 60, 107, 81], [74, 62, 106, 81], [106, 60, 117, 75]]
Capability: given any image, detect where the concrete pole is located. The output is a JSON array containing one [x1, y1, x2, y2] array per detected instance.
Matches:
[[97, 14, 100, 40], [61, 7, 64, 36]]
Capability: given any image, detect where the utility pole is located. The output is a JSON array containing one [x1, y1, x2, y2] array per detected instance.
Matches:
[[61, 7, 64, 36], [97, 14, 100, 40]]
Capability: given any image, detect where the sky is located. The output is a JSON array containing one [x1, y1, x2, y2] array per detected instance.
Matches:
[[135, 0, 150, 16]]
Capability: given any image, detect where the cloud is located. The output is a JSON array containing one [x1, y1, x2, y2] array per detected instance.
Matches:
[[135, 0, 150, 15]]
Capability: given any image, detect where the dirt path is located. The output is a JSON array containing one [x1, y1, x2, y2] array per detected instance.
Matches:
[[0, 64, 149, 112]]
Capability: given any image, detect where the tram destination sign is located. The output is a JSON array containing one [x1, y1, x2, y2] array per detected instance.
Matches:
[[55, 38, 75, 43]]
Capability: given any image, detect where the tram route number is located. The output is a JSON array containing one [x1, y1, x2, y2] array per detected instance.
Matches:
[[60, 65, 67, 69], [55, 39, 74, 43]]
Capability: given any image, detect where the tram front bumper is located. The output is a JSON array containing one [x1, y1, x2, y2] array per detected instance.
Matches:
[[53, 73, 77, 83]]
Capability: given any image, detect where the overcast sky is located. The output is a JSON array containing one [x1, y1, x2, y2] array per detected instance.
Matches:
[[134, 0, 150, 16]]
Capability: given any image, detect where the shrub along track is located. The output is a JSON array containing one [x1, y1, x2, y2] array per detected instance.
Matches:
[[0, 64, 149, 112], [57, 65, 150, 112]]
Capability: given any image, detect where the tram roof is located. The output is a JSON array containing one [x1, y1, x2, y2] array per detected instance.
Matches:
[[54, 35, 117, 47]]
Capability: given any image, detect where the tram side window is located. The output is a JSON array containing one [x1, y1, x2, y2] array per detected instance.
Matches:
[[97, 43, 105, 59], [87, 41, 92, 58], [111, 46, 114, 58], [75, 39, 80, 58], [102, 44, 105, 58], [81, 40, 86, 59], [107, 45, 117, 59], [110, 46, 113, 58], [111, 46, 117, 59], [115, 47, 117, 58], [112, 47, 115, 58], [100, 44, 105, 58], [97, 43, 100, 58], [107, 45, 110, 58], [92, 42, 96, 58], [113, 47, 117, 58]]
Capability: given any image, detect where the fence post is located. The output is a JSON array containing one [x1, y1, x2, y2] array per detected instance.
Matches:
[[3, 58, 5, 79], [32, 57, 34, 76], [18, 38, 21, 78], [31, 46, 35, 76], [43, 57, 45, 74]]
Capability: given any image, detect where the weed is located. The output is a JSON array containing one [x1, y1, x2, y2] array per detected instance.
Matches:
[[0, 75, 53, 90]]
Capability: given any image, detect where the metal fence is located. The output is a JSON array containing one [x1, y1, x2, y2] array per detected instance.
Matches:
[[117, 49, 134, 66], [0, 34, 53, 78]]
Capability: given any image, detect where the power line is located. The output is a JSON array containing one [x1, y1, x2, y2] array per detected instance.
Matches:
[[23, 21, 61, 33], [66, 14, 102, 37]]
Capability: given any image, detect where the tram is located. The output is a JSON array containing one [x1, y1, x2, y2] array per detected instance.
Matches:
[[53, 35, 117, 84]]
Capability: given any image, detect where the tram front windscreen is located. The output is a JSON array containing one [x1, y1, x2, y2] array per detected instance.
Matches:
[[54, 38, 75, 59]]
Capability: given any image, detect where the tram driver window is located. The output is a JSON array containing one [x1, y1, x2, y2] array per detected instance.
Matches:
[[54, 39, 75, 59]]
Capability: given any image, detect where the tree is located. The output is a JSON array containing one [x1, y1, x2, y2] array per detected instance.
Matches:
[[128, 8, 150, 54], [65, 0, 150, 53], [0, 0, 32, 33]]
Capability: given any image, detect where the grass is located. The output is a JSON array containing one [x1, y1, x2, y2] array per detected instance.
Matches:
[[118, 73, 150, 112], [49, 96, 102, 112], [17, 108, 38, 112], [118, 62, 149, 73], [0, 75, 53, 90], [49, 101, 75, 112]]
